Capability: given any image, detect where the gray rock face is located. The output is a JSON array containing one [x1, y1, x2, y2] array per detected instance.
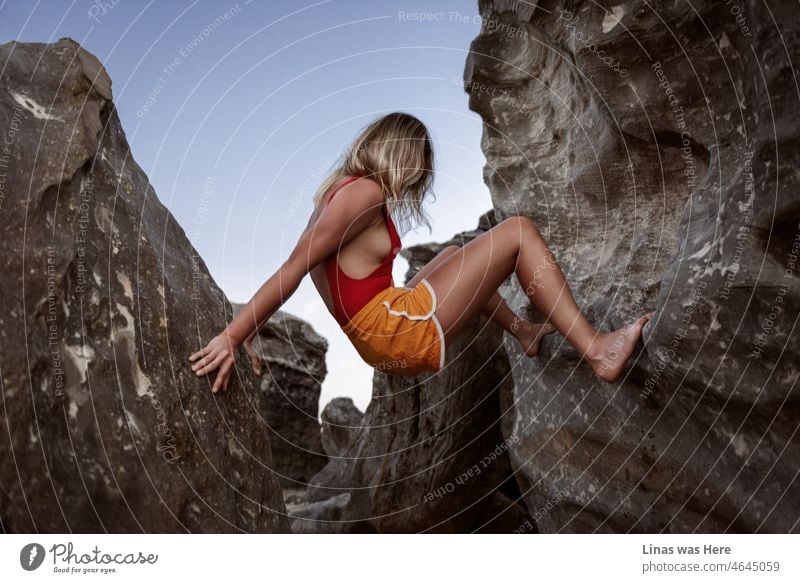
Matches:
[[283, 488, 350, 534], [465, 1, 800, 532], [281, 397, 360, 533], [0, 38, 288, 533], [320, 397, 364, 458], [233, 305, 328, 488], [298, 217, 533, 533]]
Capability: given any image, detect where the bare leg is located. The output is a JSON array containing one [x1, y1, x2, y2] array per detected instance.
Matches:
[[407, 245, 555, 356], [478, 288, 555, 356], [424, 216, 654, 382]]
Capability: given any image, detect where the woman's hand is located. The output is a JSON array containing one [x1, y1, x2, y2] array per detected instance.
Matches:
[[189, 332, 240, 393]]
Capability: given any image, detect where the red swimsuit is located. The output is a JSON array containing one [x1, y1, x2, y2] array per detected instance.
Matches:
[[324, 176, 403, 326]]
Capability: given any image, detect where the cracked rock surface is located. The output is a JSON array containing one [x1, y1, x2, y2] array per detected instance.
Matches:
[[0, 38, 288, 533], [464, 0, 800, 532]]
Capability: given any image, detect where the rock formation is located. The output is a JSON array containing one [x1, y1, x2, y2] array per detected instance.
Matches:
[[290, 216, 534, 533], [464, 0, 800, 532], [4, 0, 798, 535], [232, 305, 328, 488], [280, 398, 361, 534], [320, 397, 363, 458], [0, 38, 288, 533]]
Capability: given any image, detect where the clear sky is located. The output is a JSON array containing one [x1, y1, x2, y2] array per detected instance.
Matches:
[[1, 0, 492, 412]]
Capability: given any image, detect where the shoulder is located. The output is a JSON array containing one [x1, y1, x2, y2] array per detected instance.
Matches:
[[330, 176, 385, 209]]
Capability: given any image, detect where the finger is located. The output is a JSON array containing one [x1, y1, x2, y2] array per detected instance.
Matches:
[[223, 360, 235, 392], [189, 346, 209, 362], [191, 349, 218, 372], [195, 352, 227, 377], [195, 355, 225, 377], [213, 359, 233, 393], [243, 342, 262, 376], [213, 359, 234, 393], [249, 350, 262, 376], [192, 346, 227, 372]]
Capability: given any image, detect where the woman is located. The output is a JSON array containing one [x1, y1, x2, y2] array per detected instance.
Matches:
[[189, 112, 654, 392]]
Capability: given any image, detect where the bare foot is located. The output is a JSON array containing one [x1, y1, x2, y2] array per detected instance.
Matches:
[[585, 312, 655, 382], [513, 321, 557, 357]]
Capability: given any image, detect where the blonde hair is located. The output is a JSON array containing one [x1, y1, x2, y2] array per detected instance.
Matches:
[[312, 112, 435, 234]]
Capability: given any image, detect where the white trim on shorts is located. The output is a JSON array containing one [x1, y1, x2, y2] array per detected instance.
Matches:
[[383, 278, 446, 370]]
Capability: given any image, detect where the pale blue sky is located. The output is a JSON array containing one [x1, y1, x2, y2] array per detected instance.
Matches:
[[1, 0, 492, 411]]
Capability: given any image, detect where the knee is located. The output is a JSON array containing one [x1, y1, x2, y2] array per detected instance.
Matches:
[[500, 215, 540, 236]]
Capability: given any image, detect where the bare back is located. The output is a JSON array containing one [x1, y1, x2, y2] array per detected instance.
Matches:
[[308, 177, 394, 320]]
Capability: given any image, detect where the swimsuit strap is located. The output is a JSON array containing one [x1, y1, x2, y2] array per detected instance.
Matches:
[[325, 176, 361, 206], [326, 177, 400, 247]]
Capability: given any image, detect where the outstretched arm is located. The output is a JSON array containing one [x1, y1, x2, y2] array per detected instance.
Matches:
[[237, 210, 316, 373], [224, 255, 306, 348], [188, 177, 385, 393]]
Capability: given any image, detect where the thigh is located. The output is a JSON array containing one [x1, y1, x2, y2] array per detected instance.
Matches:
[[406, 245, 459, 288], [424, 227, 517, 345]]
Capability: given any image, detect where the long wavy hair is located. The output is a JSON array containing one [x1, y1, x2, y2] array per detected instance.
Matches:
[[312, 112, 435, 234]]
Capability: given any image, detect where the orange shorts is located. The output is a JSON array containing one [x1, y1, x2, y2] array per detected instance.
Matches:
[[340, 278, 446, 376]]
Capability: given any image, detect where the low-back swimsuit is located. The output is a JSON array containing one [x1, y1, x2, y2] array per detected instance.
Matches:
[[323, 176, 402, 327]]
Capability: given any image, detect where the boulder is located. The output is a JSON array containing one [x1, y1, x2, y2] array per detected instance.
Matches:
[[233, 305, 328, 488], [320, 397, 364, 458], [283, 488, 350, 534], [0, 38, 288, 533], [464, 0, 800, 532]]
